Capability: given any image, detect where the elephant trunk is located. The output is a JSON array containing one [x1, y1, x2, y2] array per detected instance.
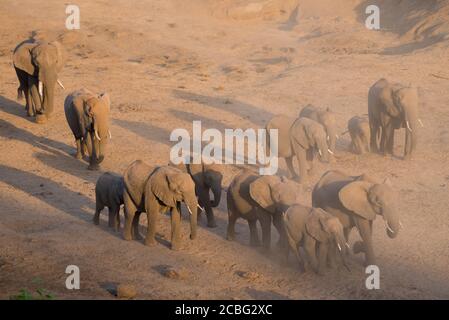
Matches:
[[403, 110, 418, 160], [317, 139, 330, 162], [91, 115, 109, 164], [210, 181, 222, 208], [335, 233, 350, 272], [39, 69, 57, 116], [185, 195, 198, 240], [326, 127, 337, 154], [383, 207, 400, 239]]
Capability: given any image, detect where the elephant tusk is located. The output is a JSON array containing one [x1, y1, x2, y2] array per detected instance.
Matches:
[[406, 121, 412, 132], [335, 134, 339, 139], [386, 222, 395, 234], [318, 149, 322, 156], [94, 130, 102, 141], [345, 242, 350, 248], [327, 135, 330, 142], [197, 204, 204, 212], [418, 119, 424, 127], [186, 205, 193, 215], [57, 79, 65, 89], [337, 243, 342, 251], [108, 130, 112, 139], [327, 149, 334, 155], [38, 81, 43, 98]]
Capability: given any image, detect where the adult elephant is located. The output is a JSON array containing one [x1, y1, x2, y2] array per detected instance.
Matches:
[[266, 116, 331, 183], [123, 160, 200, 250], [13, 40, 65, 123], [312, 170, 401, 266], [299, 104, 338, 154], [368, 78, 421, 160], [227, 169, 301, 250], [64, 89, 111, 170], [175, 163, 223, 228]]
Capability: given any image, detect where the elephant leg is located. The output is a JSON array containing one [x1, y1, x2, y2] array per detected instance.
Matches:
[[306, 149, 315, 175], [385, 123, 395, 155], [226, 196, 238, 241], [304, 235, 319, 273], [145, 209, 158, 246], [291, 143, 308, 184], [94, 199, 103, 225], [356, 218, 376, 266], [369, 123, 379, 153], [24, 87, 35, 117], [317, 242, 329, 275], [327, 241, 337, 268], [285, 156, 297, 179], [75, 139, 83, 159], [286, 231, 304, 271], [259, 213, 272, 251], [114, 206, 121, 232], [132, 211, 142, 240], [123, 192, 136, 241], [170, 206, 182, 250], [28, 76, 42, 115], [272, 213, 286, 249], [108, 205, 120, 231], [199, 187, 217, 228], [248, 219, 260, 246]]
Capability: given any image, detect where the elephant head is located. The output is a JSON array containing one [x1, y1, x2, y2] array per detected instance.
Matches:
[[13, 41, 65, 115], [381, 83, 420, 159], [80, 93, 111, 169], [305, 208, 349, 270], [149, 166, 199, 240], [339, 180, 400, 238], [249, 175, 301, 213], [293, 118, 331, 162], [188, 163, 223, 207]]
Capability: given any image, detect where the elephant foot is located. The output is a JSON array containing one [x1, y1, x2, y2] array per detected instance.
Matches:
[[170, 243, 181, 251], [133, 232, 143, 241], [27, 111, 35, 117], [123, 233, 133, 241], [35, 114, 47, 124], [74, 152, 83, 160], [144, 238, 156, 247], [250, 239, 261, 247], [189, 233, 197, 240], [93, 218, 99, 225], [226, 233, 235, 241], [207, 220, 217, 228], [88, 163, 100, 171]]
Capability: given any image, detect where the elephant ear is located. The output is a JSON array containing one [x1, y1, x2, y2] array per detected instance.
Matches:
[[291, 119, 311, 150], [380, 86, 401, 118], [13, 42, 36, 75], [123, 160, 153, 206], [339, 181, 377, 220], [249, 176, 279, 213], [305, 208, 329, 242], [98, 92, 110, 109], [150, 167, 179, 207], [187, 163, 204, 185]]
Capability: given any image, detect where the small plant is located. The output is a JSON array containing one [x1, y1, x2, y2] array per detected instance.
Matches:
[[10, 279, 56, 300]]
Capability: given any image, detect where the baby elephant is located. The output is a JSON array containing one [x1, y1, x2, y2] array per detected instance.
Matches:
[[347, 116, 370, 154], [94, 172, 124, 231], [283, 204, 349, 274]]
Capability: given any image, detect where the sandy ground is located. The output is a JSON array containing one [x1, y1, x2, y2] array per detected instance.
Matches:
[[1, 0, 449, 299]]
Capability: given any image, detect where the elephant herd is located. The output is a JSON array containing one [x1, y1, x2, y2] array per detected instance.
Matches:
[[12, 39, 421, 275]]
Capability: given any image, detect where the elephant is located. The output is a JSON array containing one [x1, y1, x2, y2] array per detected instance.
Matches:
[[312, 170, 401, 266], [123, 160, 200, 250], [299, 104, 338, 154], [227, 169, 301, 250], [174, 163, 223, 228], [368, 78, 422, 160], [346, 116, 370, 154], [64, 88, 111, 170], [13, 40, 65, 123], [94, 172, 124, 232], [266, 115, 331, 183], [283, 204, 349, 274]]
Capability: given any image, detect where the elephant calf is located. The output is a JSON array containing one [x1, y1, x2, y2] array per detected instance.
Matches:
[[64, 88, 111, 170], [347, 116, 370, 154], [266, 115, 331, 183], [227, 169, 301, 250], [283, 204, 349, 274], [94, 172, 124, 231]]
